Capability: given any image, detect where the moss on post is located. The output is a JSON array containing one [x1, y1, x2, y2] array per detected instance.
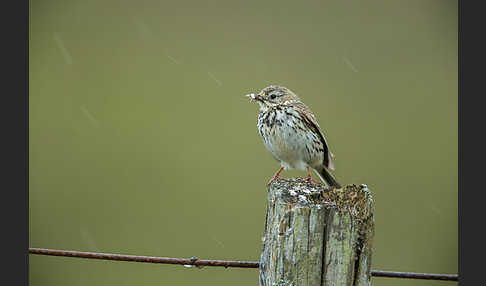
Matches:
[[259, 178, 374, 286]]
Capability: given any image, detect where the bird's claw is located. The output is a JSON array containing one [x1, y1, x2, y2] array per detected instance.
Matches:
[[304, 175, 320, 185], [266, 176, 282, 187]]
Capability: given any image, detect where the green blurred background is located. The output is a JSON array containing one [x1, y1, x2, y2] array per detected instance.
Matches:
[[29, 0, 457, 285]]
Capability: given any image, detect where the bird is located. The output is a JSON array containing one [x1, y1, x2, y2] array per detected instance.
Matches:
[[246, 85, 341, 189]]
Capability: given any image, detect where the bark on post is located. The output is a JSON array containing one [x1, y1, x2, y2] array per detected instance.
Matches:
[[259, 178, 374, 286]]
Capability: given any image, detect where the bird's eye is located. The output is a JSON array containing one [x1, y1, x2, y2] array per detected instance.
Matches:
[[270, 94, 276, 99]]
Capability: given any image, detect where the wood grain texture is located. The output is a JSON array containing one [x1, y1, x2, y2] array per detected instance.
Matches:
[[259, 178, 374, 286]]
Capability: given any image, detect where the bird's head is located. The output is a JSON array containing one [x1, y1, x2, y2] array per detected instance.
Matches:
[[246, 85, 300, 108]]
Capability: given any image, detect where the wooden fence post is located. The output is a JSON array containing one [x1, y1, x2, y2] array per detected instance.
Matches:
[[259, 178, 374, 286]]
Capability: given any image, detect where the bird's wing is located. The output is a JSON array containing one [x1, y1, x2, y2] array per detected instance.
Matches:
[[294, 102, 335, 170]]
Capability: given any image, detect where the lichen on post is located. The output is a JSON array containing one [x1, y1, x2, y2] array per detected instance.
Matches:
[[259, 178, 374, 286]]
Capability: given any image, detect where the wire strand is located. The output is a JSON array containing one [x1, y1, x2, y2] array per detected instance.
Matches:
[[29, 248, 458, 281]]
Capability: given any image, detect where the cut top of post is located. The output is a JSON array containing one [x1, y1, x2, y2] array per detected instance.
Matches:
[[268, 178, 374, 230]]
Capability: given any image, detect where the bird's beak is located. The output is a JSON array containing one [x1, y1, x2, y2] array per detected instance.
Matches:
[[246, 92, 264, 103]]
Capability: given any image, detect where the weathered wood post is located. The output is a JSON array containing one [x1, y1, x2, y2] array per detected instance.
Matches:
[[259, 178, 374, 286]]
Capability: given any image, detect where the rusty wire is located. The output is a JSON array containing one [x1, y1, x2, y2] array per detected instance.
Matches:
[[371, 270, 457, 281], [29, 248, 258, 268], [29, 248, 458, 281]]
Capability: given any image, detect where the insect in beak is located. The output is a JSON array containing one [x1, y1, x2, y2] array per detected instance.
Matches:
[[246, 93, 263, 103]]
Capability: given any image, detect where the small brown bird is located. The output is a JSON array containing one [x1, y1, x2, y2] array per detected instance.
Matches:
[[246, 85, 341, 188]]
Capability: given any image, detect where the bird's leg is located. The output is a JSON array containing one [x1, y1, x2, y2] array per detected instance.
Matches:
[[304, 167, 320, 185], [266, 167, 284, 187]]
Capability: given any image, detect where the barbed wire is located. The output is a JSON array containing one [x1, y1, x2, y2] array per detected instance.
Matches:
[[29, 248, 458, 281]]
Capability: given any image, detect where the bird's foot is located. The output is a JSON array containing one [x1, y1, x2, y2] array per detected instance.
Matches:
[[266, 175, 282, 187], [303, 175, 320, 185], [267, 167, 285, 187]]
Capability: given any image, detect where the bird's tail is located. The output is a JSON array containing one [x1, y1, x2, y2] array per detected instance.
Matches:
[[314, 167, 341, 189]]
